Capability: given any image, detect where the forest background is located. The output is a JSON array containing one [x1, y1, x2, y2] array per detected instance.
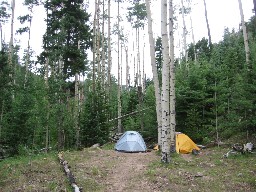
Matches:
[[0, 0, 256, 158]]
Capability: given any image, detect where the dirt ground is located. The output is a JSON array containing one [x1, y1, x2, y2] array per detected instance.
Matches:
[[66, 148, 160, 192], [65, 147, 256, 192], [104, 150, 158, 191], [1, 146, 255, 191]]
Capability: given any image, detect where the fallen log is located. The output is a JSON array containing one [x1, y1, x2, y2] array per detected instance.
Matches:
[[58, 153, 80, 192]]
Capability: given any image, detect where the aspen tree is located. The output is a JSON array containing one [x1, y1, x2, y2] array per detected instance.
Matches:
[[107, 0, 112, 95], [181, 0, 188, 62], [101, 0, 106, 86], [8, 0, 15, 91], [203, 0, 211, 46], [117, 0, 122, 133], [188, 0, 196, 62], [161, 0, 171, 163], [169, 0, 176, 153], [125, 46, 129, 90], [238, 0, 250, 65], [145, 0, 162, 146]]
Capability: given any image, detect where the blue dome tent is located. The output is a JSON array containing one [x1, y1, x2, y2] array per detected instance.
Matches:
[[115, 131, 147, 152]]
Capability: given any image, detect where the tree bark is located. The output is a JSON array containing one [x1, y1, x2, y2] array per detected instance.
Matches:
[[125, 46, 129, 90], [203, 0, 212, 46], [107, 0, 112, 96], [188, 0, 196, 62], [161, 0, 171, 163], [92, 0, 98, 92], [169, 0, 176, 154], [96, 0, 101, 76], [58, 153, 80, 192], [75, 73, 80, 149], [24, 11, 32, 88], [8, 0, 15, 68], [117, 0, 122, 133], [238, 0, 250, 66], [145, 0, 162, 146], [181, 0, 188, 62], [101, 0, 106, 86]]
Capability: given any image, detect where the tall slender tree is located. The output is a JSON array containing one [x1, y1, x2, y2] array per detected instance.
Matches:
[[145, 0, 162, 146], [203, 0, 211, 46], [107, 0, 112, 96], [117, 0, 122, 133], [169, 0, 176, 153], [181, 0, 188, 62], [8, 0, 15, 86], [238, 0, 250, 65], [161, 0, 171, 163]]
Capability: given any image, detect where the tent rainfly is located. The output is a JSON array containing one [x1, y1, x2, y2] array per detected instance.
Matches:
[[115, 131, 147, 152], [176, 133, 200, 154]]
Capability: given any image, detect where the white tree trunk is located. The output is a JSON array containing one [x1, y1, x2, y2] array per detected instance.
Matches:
[[24, 11, 33, 88], [107, 0, 112, 95], [238, 0, 250, 65], [169, 0, 176, 153], [75, 73, 80, 149], [181, 0, 187, 62], [92, 0, 98, 91], [117, 0, 122, 133], [8, 0, 15, 67], [96, 0, 101, 75], [188, 0, 196, 62], [161, 0, 171, 163], [203, 0, 212, 46], [101, 0, 106, 86], [145, 0, 162, 146], [125, 46, 129, 90]]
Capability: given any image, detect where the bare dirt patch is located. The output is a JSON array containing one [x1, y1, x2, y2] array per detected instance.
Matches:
[[65, 148, 159, 192]]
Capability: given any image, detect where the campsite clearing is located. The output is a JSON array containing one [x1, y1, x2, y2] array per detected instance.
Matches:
[[0, 145, 255, 191]]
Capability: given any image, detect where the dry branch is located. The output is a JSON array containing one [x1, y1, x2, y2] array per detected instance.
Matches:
[[108, 107, 152, 122], [58, 153, 80, 192]]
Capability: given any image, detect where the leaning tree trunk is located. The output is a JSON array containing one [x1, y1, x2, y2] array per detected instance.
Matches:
[[238, 0, 250, 66], [161, 0, 171, 163], [145, 0, 162, 146], [169, 0, 176, 154], [203, 0, 212, 46]]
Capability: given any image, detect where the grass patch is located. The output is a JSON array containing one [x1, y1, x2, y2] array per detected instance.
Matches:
[[144, 147, 256, 192], [0, 152, 70, 191], [101, 142, 115, 150]]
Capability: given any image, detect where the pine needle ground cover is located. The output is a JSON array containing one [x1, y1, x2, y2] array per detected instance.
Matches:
[[0, 146, 255, 192]]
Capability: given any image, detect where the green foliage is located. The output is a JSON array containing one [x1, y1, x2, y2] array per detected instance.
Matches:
[[80, 81, 110, 147], [127, 1, 147, 28], [0, 1, 10, 24], [41, 0, 92, 79]]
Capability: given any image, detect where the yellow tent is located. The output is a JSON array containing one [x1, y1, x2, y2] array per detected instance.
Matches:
[[176, 133, 200, 154]]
